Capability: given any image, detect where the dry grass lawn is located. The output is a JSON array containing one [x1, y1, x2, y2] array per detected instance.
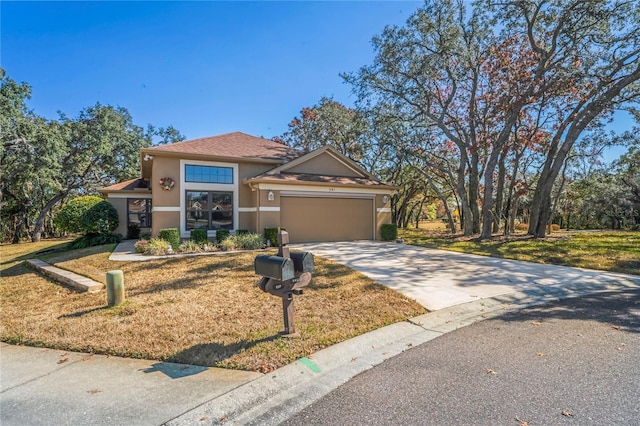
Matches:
[[0, 240, 425, 372], [400, 229, 640, 275]]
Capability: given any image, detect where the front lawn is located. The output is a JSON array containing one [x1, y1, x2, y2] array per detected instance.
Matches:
[[400, 229, 640, 275], [0, 241, 425, 372]]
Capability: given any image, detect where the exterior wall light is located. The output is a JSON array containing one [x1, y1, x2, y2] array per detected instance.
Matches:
[[267, 190, 275, 201]]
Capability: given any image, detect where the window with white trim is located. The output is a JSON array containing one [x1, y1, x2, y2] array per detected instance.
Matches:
[[185, 191, 233, 230]]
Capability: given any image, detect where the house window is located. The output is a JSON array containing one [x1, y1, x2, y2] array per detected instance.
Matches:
[[185, 165, 233, 184], [128, 199, 152, 228], [185, 191, 233, 230]]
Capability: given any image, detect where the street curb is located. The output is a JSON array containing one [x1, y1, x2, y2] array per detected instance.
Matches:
[[164, 279, 640, 425]]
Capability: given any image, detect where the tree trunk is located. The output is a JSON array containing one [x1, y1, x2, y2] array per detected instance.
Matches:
[[493, 152, 506, 233], [32, 192, 67, 242]]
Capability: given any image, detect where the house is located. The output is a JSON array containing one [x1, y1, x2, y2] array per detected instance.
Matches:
[[99, 132, 396, 243]]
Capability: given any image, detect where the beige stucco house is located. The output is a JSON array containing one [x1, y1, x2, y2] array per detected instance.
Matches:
[[99, 132, 396, 243]]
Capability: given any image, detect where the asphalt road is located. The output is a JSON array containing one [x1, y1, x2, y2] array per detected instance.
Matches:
[[284, 289, 640, 426]]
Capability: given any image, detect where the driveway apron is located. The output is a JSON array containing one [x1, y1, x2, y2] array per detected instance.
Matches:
[[294, 241, 640, 311]]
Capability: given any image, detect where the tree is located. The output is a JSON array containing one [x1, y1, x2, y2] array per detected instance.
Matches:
[[0, 68, 184, 243], [277, 97, 369, 161], [345, 0, 640, 238], [490, 0, 640, 237]]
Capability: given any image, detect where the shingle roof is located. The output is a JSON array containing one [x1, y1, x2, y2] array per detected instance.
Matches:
[[246, 172, 397, 189], [142, 131, 300, 162], [99, 178, 150, 192]]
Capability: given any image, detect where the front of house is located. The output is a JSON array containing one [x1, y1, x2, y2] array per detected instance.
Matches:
[[99, 132, 396, 243]]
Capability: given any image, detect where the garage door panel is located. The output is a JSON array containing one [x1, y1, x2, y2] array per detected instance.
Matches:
[[280, 197, 373, 243]]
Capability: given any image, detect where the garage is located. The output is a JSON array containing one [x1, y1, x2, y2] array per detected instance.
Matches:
[[280, 196, 374, 243]]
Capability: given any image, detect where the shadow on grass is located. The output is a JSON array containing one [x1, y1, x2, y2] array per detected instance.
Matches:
[[166, 334, 281, 369], [0, 241, 70, 267]]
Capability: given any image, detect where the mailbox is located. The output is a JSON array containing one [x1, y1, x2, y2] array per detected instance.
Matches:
[[254, 255, 295, 281], [254, 230, 313, 337], [290, 251, 314, 273]]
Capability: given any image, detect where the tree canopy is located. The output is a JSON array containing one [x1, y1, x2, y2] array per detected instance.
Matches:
[[0, 68, 184, 243]]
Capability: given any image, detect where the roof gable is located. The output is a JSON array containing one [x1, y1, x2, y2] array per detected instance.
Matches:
[[264, 146, 373, 179]]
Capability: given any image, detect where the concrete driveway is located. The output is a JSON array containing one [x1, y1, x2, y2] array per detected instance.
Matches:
[[294, 241, 640, 311]]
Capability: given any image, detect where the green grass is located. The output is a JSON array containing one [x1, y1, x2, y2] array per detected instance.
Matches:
[[400, 229, 640, 275]]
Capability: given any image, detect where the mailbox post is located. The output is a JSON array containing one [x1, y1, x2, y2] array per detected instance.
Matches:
[[254, 230, 314, 337]]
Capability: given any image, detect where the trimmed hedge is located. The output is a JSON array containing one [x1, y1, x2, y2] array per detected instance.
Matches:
[[264, 227, 286, 247], [235, 229, 249, 235], [216, 229, 230, 244], [54, 196, 118, 235], [190, 228, 208, 244], [380, 223, 398, 241], [158, 228, 180, 250]]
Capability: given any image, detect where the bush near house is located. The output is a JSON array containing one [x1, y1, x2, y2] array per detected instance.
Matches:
[[380, 223, 398, 241], [216, 229, 230, 244], [54, 195, 120, 249], [158, 228, 180, 250], [264, 227, 286, 247], [54, 196, 119, 235], [190, 228, 208, 244]]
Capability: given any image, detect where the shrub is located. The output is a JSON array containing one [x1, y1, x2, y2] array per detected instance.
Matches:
[[235, 229, 249, 235], [127, 224, 140, 240], [550, 224, 561, 232], [216, 229, 230, 244], [179, 240, 202, 253], [134, 239, 149, 253], [220, 238, 236, 251], [232, 233, 265, 250], [158, 228, 180, 250], [190, 228, 208, 244], [264, 227, 286, 247], [380, 223, 398, 241], [69, 233, 122, 250], [146, 238, 171, 255], [54, 196, 119, 235], [140, 231, 152, 240]]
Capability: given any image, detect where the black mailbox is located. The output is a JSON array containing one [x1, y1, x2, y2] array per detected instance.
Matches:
[[254, 255, 295, 281], [290, 251, 314, 273]]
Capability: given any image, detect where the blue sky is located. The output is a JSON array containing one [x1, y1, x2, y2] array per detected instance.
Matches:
[[2, 1, 421, 140], [1, 1, 634, 162]]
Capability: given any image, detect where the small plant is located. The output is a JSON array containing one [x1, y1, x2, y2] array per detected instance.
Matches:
[[190, 228, 208, 244], [127, 223, 141, 240], [550, 224, 561, 232], [380, 223, 398, 241], [146, 238, 171, 255], [179, 240, 202, 253], [134, 239, 149, 253], [158, 228, 180, 250], [216, 229, 230, 244], [220, 238, 236, 251], [233, 233, 265, 250], [140, 231, 152, 240]]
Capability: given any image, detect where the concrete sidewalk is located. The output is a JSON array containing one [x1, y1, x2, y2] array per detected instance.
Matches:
[[3, 241, 640, 425]]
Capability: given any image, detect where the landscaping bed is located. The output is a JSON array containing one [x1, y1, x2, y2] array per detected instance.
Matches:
[[0, 240, 425, 372]]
